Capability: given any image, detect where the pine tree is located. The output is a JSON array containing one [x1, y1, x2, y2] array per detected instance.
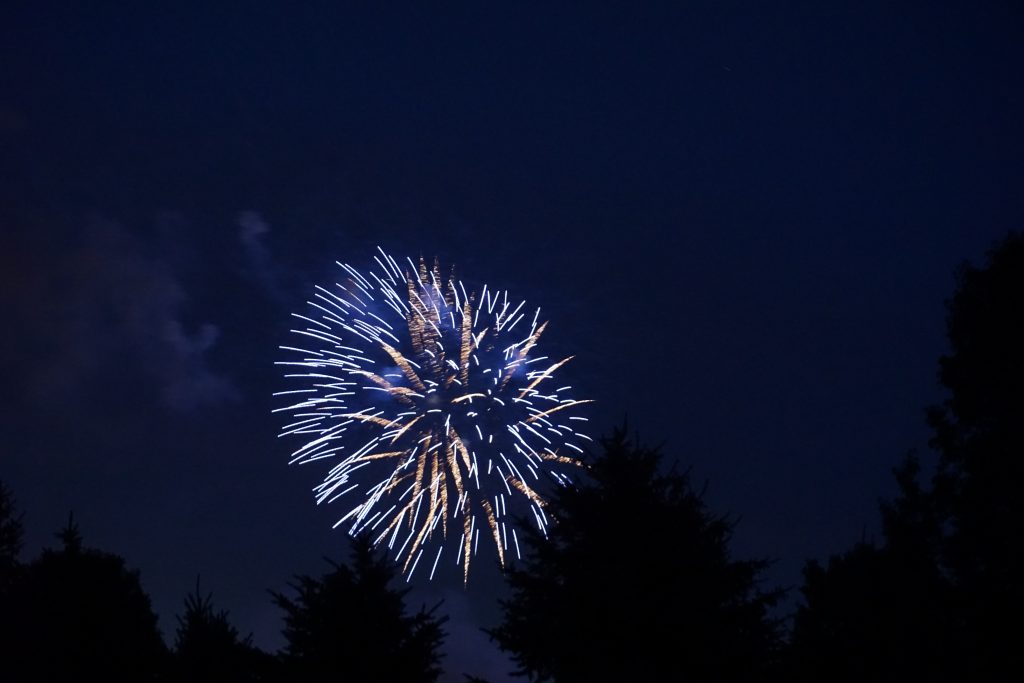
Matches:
[[0, 514, 167, 681], [788, 233, 1024, 680], [272, 534, 447, 682], [926, 232, 1024, 676], [173, 577, 275, 682], [490, 428, 780, 682]]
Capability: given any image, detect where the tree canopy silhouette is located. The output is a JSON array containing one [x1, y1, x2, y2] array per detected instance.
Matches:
[[172, 577, 276, 682], [789, 232, 1024, 681], [0, 479, 26, 671], [0, 480, 22, 565], [926, 231, 1024, 677], [0, 514, 167, 682], [489, 428, 780, 682], [271, 533, 447, 682], [788, 534, 961, 682], [0, 479, 23, 589]]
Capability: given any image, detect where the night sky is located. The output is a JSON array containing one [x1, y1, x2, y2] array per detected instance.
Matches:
[[2, 3, 1022, 681]]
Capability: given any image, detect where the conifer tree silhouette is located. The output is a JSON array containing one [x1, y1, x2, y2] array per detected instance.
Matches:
[[272, 533, 447, 682], [0, 479, 26, 676], [925, 232, 1024, 677], [789, 233, 1024, 681], [0, 513, 167, 682], [0, 480, 22, 572], [490, 428, 780, 683], [173, 576, 276, 682]]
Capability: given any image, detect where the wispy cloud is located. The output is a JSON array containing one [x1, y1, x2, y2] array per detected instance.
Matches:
[[238, 210, 285, 302], [12, 220, 239, 411]]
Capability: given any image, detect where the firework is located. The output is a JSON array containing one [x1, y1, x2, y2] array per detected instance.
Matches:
[[274, 248, 592, 582]]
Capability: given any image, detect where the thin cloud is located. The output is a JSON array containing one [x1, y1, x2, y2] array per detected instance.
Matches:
[[238, 210, 285, 302], [18, 220, 239, 411]]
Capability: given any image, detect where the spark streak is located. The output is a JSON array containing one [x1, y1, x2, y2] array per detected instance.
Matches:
[[276, 249, 590, 581]]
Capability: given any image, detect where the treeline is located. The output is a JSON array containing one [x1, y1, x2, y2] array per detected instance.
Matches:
[[0, 504, 446, 682], [1, 233, 1021, 682]]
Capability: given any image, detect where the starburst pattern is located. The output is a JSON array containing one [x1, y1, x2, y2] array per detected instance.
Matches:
[[275, 248, 591, 582]]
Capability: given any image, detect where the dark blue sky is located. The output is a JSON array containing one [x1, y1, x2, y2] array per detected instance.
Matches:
[[2, 3, 1022, 680]]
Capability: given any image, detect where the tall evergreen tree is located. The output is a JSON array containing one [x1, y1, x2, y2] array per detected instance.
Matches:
[[0, 514, 167, 681], [0, 479, 23, 589], [926, 232, 1024, 677], [0, 479, 26, 677], [789, 233, 1024, 681], [0, 480, 22, 567], [490, 429, 780, 682], [173, 577, 276, 682], [272, 534, 447, 682]]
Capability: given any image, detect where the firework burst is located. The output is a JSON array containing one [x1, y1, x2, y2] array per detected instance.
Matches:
[[275, 248, 592, 582]]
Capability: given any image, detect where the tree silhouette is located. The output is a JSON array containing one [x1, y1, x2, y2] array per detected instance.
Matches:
[[788, 536, 961, 682], [0, 479, 26, 677], [0, 479, 23, 591], [271, 533, 447, 682], [926, 231, 1024, 677], [786, 452, 966, 682], [172, 577, 276, 682], [0, 514, 167, 681], [788, 232, 1024, 680], [0, 480, 22, 568], [489, 428, 780, 682]]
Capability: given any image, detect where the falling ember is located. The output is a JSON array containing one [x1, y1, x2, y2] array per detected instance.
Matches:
[[275, 248, 592, 583]]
